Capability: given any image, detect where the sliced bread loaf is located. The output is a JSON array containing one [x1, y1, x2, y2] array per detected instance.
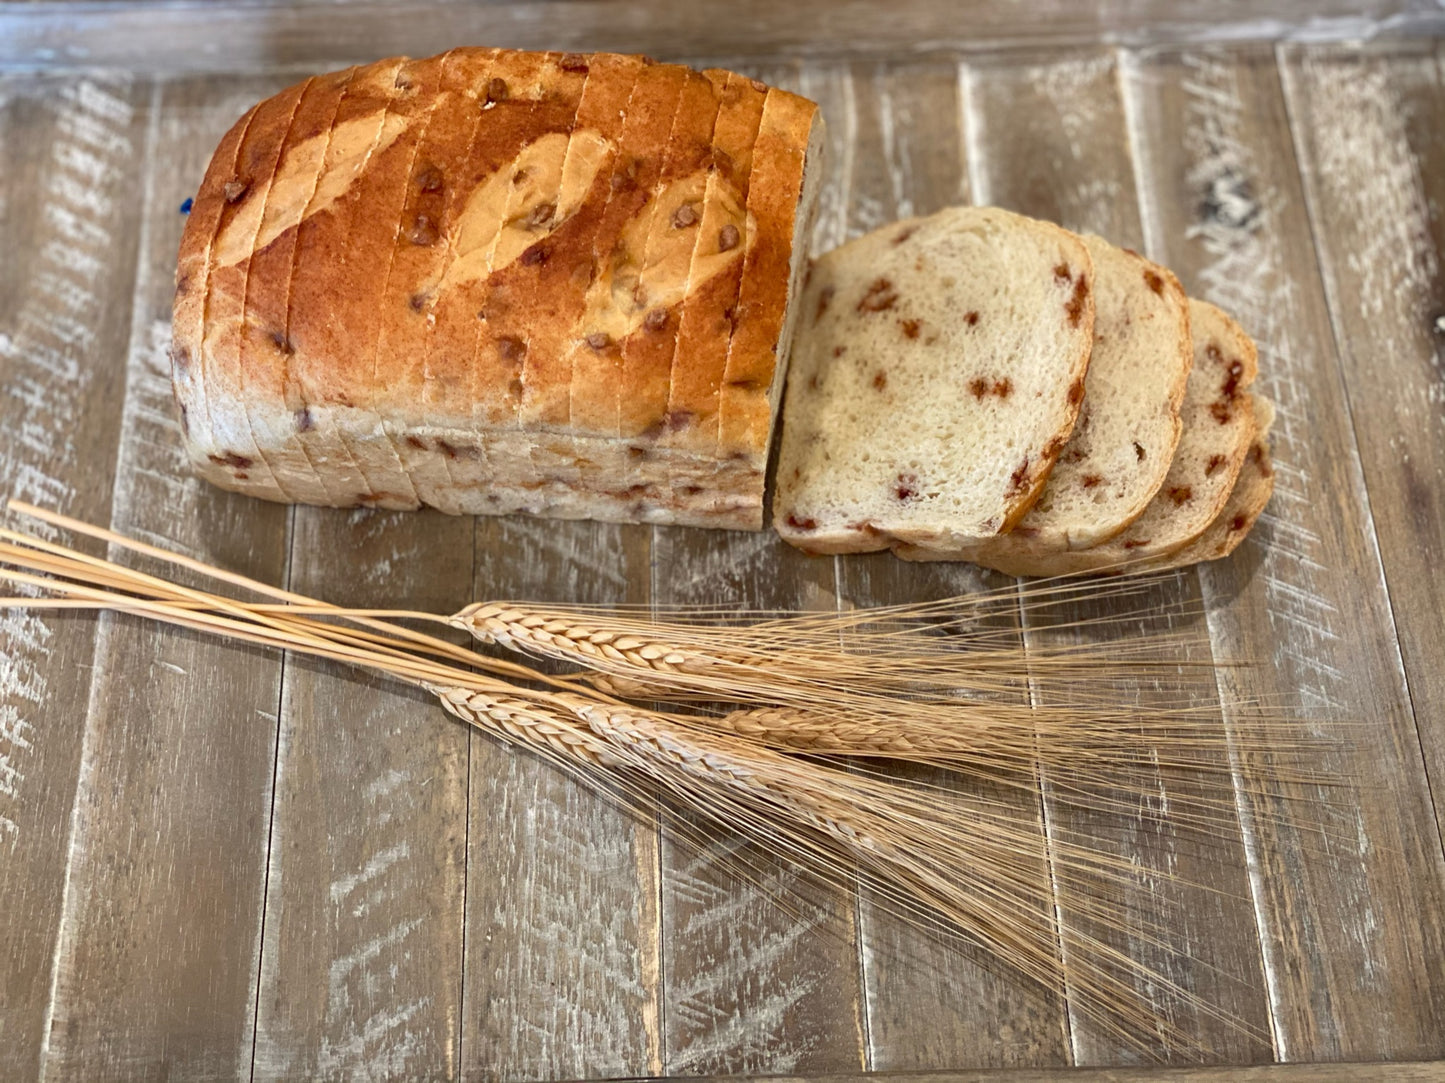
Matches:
[[773, 205, 1096, 555], [913, 235, 1191, 563], [896, 297, 1259, 573], [1145, 395, 1275, 572], [174, 50, 822, 529]]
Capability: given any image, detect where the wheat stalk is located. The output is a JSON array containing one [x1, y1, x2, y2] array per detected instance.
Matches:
[[0, 499, 1332, 1056]]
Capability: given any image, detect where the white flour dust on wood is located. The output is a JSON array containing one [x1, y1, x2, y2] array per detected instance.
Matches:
[[1153, 50, 1344, 713], [0, 76, 134, 845]]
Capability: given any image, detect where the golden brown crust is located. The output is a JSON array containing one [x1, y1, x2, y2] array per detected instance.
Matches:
[[175, 50, 816, 524], [566, 61, 689, 439], [715, 87, 821, 461], [614, 67, 723, 442], [203, 77, 314, 500], [662, 71, 767, 456]]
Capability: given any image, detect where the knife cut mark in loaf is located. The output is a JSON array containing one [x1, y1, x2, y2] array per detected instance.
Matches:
[[568, 63, 687, 444], [274, 65, 382, 507], [173, 99, 262, 496], [290, 55, 425, 506], [516, 52, 643, 483], [715, 87, 827, 471], [288, 57, 417, 504], [774, 206, 1096, 555], [240, 74, 335, 505], [175, 49, 817, 527], [468, 52, 586, 453], [388, 49, 504, 511], [896, 298, 1259, 573], [365, 51, 473, 508], [662, 72, 766, 467], [206, 77, 314, 504], [616, 68, 723, 443], [381, 50, 512, 510], [922, 236, 1192, 566], [244, 68, 363, 508]]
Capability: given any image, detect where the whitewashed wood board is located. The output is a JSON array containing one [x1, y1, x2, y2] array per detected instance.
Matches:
[[0, 35, 1443, 1082]]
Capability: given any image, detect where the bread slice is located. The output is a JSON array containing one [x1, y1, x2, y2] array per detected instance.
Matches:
[[173, 49, 822, 528], [773, 205, 1096, 555], [896, 297, 1258, 573], [925, 237, 1191, 565], [1145, 395, 1275, 572]]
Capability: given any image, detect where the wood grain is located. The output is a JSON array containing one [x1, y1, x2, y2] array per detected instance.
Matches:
[[1122, 43, 1445, 1060], [966, 49, 1271, 1064], [0, 70, 145, 1080], [2, 1, 1444, 72], [832, 58, 1069, 1072], [462, 516, 660, 1081], [671, 1061, 1445, 1083], [1, 35, 1444, 1081], [251, 510, 472, 1079], [642, 58, 864, 1079], [35, 73, 298, 1081], [1278, 40, 1445, 846]]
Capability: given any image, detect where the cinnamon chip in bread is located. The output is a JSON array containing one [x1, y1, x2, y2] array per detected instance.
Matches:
[[897, 298, 1258, 573], [921, 236, 1191, 566], [773, 206, 1096, 555], [173, 49, 824, 529], [1145, 394, 1275, 572]]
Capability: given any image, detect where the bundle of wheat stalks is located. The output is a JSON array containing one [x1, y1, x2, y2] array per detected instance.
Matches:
[[0, 500, 1331, 1057]]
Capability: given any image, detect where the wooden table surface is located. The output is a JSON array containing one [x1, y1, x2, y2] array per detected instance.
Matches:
[[2, 14, 1444, 1082]]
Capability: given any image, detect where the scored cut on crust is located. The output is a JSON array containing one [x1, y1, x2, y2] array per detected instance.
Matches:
[[773, 205, 1096, 555]]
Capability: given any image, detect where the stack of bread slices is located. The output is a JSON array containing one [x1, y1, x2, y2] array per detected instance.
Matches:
[[774, 206, 1274, 576]]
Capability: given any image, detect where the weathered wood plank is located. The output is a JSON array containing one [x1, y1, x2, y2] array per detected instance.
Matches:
[[461, 516, 660, 1080], [2, 1, 1444, 72], [647, 58, 865, 1077], [251, 509, 472, 1080], [1121, 42, 1445, 1059], [0, 70, 147, 1081], [966, 49, 1271, 1064], [36, 74, 297, 1080], [1278, 40, 1445, 845], [666, 1060, 1445, 1083], [834, 58, 1069, 1072]]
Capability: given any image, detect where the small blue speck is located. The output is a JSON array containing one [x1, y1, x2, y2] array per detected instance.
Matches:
[[179, 197, 193, 214]]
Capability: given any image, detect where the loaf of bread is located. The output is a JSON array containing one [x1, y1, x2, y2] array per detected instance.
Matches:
[[772, 206, 1096, 555], [172, 49, 824, 529]]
